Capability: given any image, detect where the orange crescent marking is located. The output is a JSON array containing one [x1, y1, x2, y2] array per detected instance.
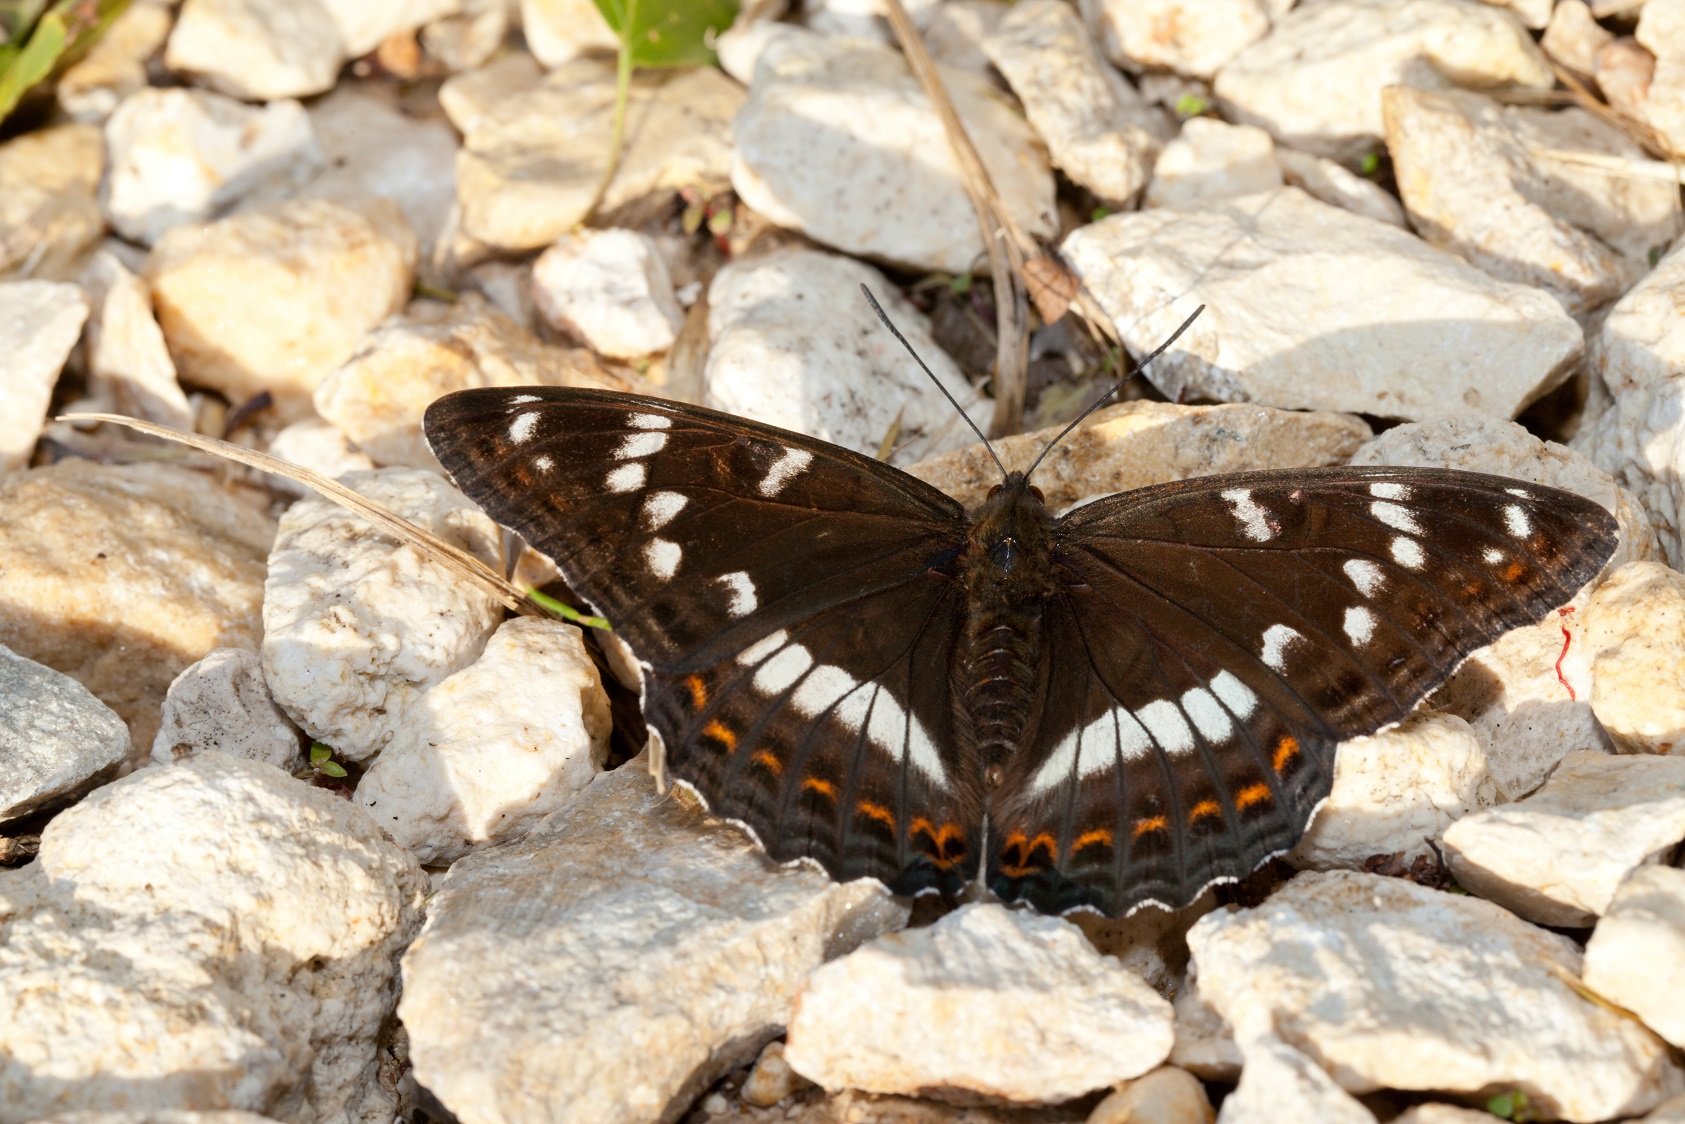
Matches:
[[1131, 815, 1169, 839], [684, 674, 709, 709], [801, 776, 837, 800], [1188, 799, 1223, 823], [1072, 828, 1114, 854], [1502, 560, 1526, 583], [856, 800, 896, 829], [703, 720, 736, 750], [1235, 782, 1273, 810], [751, 749, 782, 776], [1272, 734, 1300, 774]]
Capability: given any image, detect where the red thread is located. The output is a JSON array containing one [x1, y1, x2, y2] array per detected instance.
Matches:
[[1555, 607, 1577, 701]]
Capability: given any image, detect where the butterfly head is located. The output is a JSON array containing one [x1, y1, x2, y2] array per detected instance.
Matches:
[[969, 472, 1056, 586]]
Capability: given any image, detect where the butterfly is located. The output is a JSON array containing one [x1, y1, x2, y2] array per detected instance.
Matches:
[[424, 386, 1617, 917]]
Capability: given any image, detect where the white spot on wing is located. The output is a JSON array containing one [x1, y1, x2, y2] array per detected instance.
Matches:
[[630, 413, 671, 430], [1343, 558, 1385, 596], [754, 642, 813, 695], [1222, 488, 1277, 542], [1503, 504, 1531, 538], [606, 462, 646, 493], [509, 412, 539, 444], [509, 394, 540, 404], [532, 454, 553, 473], [1209, 670, 1257, 718], [617, 431, 667, 459], [1261, 624, 1303, 672], [823, 677, 951, 790], [1483, 547, 1504, 564], [1370, 481, 1410, 500], [1343, 605, 1376, 646], [758, 447, 813, 497], [718, 570, 757, 616], [737, 629, 788, 667], [790, 661, 859, 717], [1391, 537, 1425, 569], [1137, 699, 1195, 756], [1504, 487, 1530, 498], [645, 538, 681, 579], [1370, 501, 1422, 535], [1029, 707, 1151, 795], [641, 490, 687, 530], [1181, 686, 1233, 741]]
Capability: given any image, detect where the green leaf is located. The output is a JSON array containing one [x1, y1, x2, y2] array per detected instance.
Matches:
[[948, 271, 972, 296], [526, 586, 612, 631], [1090, 205, 1113, 223], [1359, 150, 1382, 177], [0, 0, 131, 127], [1486, 1090, 1530, 1120], [592, 0, 739, 69], [1174, 92, 1209, 118], [309, 741, 348, 778]]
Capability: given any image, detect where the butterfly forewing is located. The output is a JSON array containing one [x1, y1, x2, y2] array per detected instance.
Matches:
[[987, 467, 1618, 916]]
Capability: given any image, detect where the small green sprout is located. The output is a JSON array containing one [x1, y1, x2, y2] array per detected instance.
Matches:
[[309, 742, 348, 779]]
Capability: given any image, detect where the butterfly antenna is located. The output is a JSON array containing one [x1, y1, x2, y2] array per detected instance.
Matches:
[[860, 284, 1009, 482], [1023, 304, 1205, 480]]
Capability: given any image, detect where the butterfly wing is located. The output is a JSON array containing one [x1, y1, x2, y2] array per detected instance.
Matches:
[[425, 387, 982, 896], [988, 466, 1618, 916]]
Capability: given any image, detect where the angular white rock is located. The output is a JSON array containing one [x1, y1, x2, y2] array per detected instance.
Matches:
[[1214, 0, 1553, 163], [0, 280, 87, 474], [519, 0, 615, 66], [531, 228, 684, 359], [261, 468, 504, 762], [102, 87, 324, 247], [1063, 188, 1581, 421], [1583, 561, 1685, 754], [706, 248, 989, 466], [1084, 0, 1285, 80], [316, 0, 461, 58], [1088, 1066, 1215, 1124], [164, 0, 347, 100], [0, 755, 426, 1122], [983, 0, 1162, 207], [265, 418, 376, 496], [1145, 117, 1282, 208], [78, 250, 193, 430], [1274, 147, 1407, 227], [0, 123, 105, 282], [785, 903, 1173, 1104], [400, 761, 908, 1124], [355, 617, 612, 864], [0, 644, 129, 823], [1543, 0, 1615, 79], [55, 0, 174, 123], [1292, 714, 1496, 871], [732, 31, 1055, 273], [1187, 870, 1684, 1122], [1583, 865, 1685, 1049], [1636, 0, 1685, 157], [924, 0, 1009, 73], [1383, 86, 1680, 315], [151, 647, 301, 771], [1442, 751, 1685, 927], [1217, 1035, 1377, 1124]]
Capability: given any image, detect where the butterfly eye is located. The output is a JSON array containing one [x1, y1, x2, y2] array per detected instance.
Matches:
[[987, 484, 1004, 499], [1029, 485, 1045, 504]]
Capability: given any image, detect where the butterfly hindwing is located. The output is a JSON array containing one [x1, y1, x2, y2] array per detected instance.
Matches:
[[988, 466, 1618, 916]]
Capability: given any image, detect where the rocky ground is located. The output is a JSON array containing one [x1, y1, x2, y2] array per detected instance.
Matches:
[[1, 0, 1685, 1122]]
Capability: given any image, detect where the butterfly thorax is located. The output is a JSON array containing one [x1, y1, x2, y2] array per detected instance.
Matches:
[[959, 473, 1058, 786]]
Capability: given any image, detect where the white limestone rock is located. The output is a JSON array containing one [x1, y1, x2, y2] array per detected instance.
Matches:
[[784, 904, 1173, 1104], [78, 250, 193, 430], [1187, 870, 1685, 1122], [164, 0, 346, 100], [925, 0, 1009, 73], [531, 228, 685, 359], [0, 123, 105, 282], [1062, 188, 1581, 421], [0, 755, 426, 1122], [456, 58, 741, 253], [1383, 86, 1680, 315], [145, 197, 417, 422], [1214, 0, 1554, 164], [55, 0, 173, 123], [1145, 118, 1282, 208], [1575, 241, 1685, 568], [705, 249, 990, 466], [1583, 561, 1685, 755], [313, 294, 620, 470], [1543, 0, 1615, 79], [519, 0, 616, 66], [1217, 1036, 1377, 1124], [261, 468, 504, 762], [731, 32, 1055, 273], [0, 280, 87, 474], [1583, 865, 1685, 1049], [1647, 1094, 1685, 1123], [1637, 0, 1685, 157], [437, 50, 542, 135], [102, 87, 324, 247], [1292, 714, 1497, 871], [0, 645, 129, 824], [1083, 0, 1286, 80], [419, 0, 510, 73], [804, 0, 941, 42], [983, 0, 1163, 207], [264, 418, 376, 496], [355, 617, 611, 864], [1170, 978, 1241, 1082], [1273, 147, 1408, 227], [1442, 752, 1685, 927], [399, 760, 908, 1124], [1088, 1066, 1214, 1124], [317, 0, 461, 58], [741, 1040, 812, 1109], [150, 647, 302, 771]]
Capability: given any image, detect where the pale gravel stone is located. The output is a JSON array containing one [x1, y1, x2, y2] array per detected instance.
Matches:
[[924, 0, 1009, 73], [1353, 414, 1651, 795], [1583, 866, 1685, 1049], [420, 0, 510, 72], [1574, 240, 1685, 568], [102, 87, 324, 247], [438, 50, 543, 135], [78, 250, 193, 430], [1584, 561, 1685, 755], [1213, 0, 1554, 164], [0, 755, 425, 1123], [1087, 1067, 1214, 1124], [313, 294, 621, 470], [0, 645, 129, 824], [1292, 714, 1497, 871], [457, 58, 740, 253], [1442, 752, 1685, 927], [519, 0, 616, 66], [150, 648, 301, 771], [1145, 118, 1281, 208], [785, 904, 1173, 1104], [1273, 147, 1408, 226], [731, 32, 1055, 273], [983, 0, 1161, 207], [1216, 1036, 1377, 1124], [145, 197, 417, 422], [0, 280, 87, 474], [1597, 37, 1659, 136], [262, 468, 503, 763], [705, 249, 990, 467], [315, 0, 461, 58], [1063, 188, 1582, 422], [741, 1041, 812, 1109], [400, 760, 908, 1124], [1187, 870, 1685, 1122], [1392, 1107, 1503, 1124], [531, 228, 684, 359], [355, 617, 611, 864], [1169, 980, 1241, 1081], [1638, 0, 1685, 157], [910, 399, 1371, 513], [165, 0, 346, 100], [1383, 86, 1680, 315], [265, 418, 376, 497], [1543, 0, 1615, 78], [1082, 0, 1286, 80], [0, 461, 273, 755], [55, 0, 173, 123], [0, 123, 104, 282], [1648, 1095, 1685, 1124], [804, 0, 941, 42], [36, 1114, 283, 1124]]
